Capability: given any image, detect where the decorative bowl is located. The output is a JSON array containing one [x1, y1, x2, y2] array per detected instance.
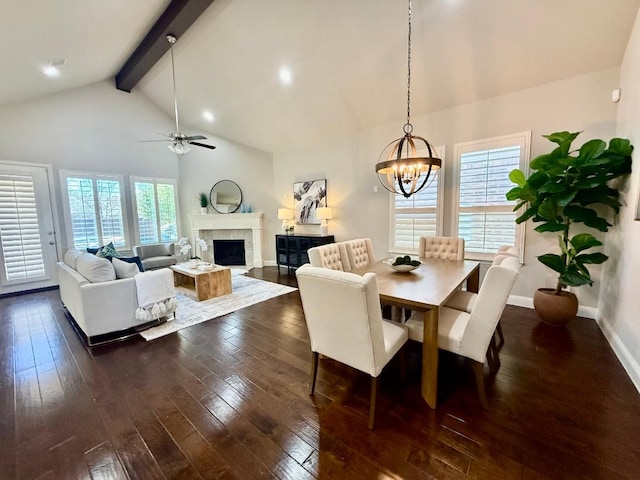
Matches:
[[384, 259, 421, 273]]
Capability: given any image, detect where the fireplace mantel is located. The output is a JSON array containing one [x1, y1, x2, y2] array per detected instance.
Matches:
[[188, 213, 264, 267]]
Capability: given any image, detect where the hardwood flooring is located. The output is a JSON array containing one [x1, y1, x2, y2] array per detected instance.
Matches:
[[1, 267, 639, 479]]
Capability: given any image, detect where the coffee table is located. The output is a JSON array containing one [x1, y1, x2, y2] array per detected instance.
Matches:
[[169, 264, 232, 301]]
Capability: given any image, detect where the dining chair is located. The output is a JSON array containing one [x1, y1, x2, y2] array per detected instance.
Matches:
[[419, 236, 465, 260], [444, 253, 520, 350], [307, 243, 349, 271], [405, 260, 519, 408], [341, 238, 376, 271], [497, 245, 519, 258], [295, 265, 408, 429]]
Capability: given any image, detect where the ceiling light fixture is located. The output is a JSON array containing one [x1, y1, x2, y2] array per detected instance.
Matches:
[[203, 110, 214, 122], [43, 59, 66, 77], [279, 67, 293, 85], [375, 0, 441, 198]]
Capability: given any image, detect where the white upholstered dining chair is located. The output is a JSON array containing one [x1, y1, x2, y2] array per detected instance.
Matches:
[[307, 243, 349, 271], [341, 238, 376, 270], [444, 253, 521, 349], [405, 259, 519, 408], [419, 236, 465, 260], [295, 265, 408, 429]]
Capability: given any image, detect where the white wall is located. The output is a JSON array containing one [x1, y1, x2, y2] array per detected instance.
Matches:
[[599, 8, 640, 391], [0, 80, 278, 261], [176, 134, 277, 261], [274, 68, 620, 308]]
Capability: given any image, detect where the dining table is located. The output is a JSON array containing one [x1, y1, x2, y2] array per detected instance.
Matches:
[[352, 258, 480, 408]]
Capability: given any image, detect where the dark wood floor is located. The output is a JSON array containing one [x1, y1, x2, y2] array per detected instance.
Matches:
[[1, 267, 639, 479]]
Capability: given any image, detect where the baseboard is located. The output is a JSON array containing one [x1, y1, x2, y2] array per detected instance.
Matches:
[[507, 295, 597, 319], [263, 260, 277, 267], [596, 315, 640, 394]]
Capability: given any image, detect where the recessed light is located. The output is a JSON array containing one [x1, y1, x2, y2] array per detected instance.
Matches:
[[279, 67, 293, 85], [203, 110, 215, 122], [43, 59, 66, 78]]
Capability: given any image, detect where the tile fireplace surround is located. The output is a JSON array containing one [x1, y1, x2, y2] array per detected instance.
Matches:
[[188, 213, 264, 267]]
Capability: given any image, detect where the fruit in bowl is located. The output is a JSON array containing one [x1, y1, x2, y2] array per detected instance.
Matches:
[[385, 255, 421, 272]]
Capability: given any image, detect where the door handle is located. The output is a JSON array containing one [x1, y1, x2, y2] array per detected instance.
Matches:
[[49, 241, 55, 245]]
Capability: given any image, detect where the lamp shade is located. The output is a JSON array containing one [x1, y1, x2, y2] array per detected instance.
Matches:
[[278, 208, 294, 220], [316, 207, 333, 220]]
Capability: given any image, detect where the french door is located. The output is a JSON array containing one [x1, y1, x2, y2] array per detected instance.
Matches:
[[0, 163, 58, 295]]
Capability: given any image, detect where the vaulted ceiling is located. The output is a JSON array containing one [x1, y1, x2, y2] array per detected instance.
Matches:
[[2, 0, 640, 153]]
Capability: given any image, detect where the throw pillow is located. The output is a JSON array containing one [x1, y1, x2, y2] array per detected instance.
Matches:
[[112, 257, 140, 279], [86, 246, 102, 255], [97, 242, 120, 259], [63, 249, 84, 269], [117, 256, 144, 272], [76, 253, 116, 283]]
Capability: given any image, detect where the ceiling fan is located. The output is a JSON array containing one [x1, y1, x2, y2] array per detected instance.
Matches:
[[141, 34, 216, 154]]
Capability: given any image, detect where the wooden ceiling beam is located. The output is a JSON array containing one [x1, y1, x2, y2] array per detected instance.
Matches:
[[115, 0, 214, 92]]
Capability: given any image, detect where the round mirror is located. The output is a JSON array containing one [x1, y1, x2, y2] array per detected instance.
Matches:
[[209, 180, 243, 214]]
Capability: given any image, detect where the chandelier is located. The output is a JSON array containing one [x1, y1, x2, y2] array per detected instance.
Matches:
[[375, 0, 441, 198]]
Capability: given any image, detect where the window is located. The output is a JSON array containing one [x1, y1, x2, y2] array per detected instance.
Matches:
[[131, 177, 179, 245], [60, 172, 128, 249], [453, 132, 530, 260], [390, 147, 445, 252], [0, 174, 45, 282]]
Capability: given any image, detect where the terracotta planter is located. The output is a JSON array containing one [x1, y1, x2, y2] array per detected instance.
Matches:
[[533, 288, 578, 326]]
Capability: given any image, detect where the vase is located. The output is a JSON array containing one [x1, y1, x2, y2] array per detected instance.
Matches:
[[533, 288, 579, 326], [200, 207, 207, 214]]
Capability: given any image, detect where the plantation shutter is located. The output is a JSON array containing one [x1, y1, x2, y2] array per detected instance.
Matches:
[[133, 178, 179, 245], [392, 176, 439, 251], [0, 174, 46, 281], [457, 145, 520, 254]]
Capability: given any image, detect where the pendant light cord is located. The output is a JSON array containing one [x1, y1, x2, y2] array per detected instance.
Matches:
[[405, 0, 412, 134]]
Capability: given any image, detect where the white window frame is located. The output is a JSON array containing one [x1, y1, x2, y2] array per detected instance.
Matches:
[[452, 131, 530, 262], [389, 146, 446, 254], [130, 176, 180, 245], [60, 171, 129, 250]]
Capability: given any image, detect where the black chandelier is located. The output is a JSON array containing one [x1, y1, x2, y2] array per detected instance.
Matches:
[[375, 0, 441, 198]]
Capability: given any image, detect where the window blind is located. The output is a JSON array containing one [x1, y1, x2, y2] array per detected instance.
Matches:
[[458, 145, 521, 254], [0, 175, 45, 281], [134, 179, 178, 245], [392, 173, 439, 251]]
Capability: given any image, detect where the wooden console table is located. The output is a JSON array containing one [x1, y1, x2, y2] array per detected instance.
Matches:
[[276, 234, 335, 272], [169, 264, 232, 301]]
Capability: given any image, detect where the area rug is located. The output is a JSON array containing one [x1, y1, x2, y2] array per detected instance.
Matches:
[[139, 274, 297, 341]]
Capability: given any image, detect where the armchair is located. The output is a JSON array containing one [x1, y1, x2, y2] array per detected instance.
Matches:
[[132, 243, 178, 270]]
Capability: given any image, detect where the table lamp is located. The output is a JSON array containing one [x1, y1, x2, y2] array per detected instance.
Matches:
[[277, 208, 294, 233], [316, 207, 333, 236]]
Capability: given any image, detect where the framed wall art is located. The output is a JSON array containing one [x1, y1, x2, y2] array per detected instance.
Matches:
[[293, 179, 327, 224]]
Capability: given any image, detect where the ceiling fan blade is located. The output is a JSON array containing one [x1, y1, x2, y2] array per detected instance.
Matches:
[[184, 135, 206, 141], [190, 142, 217, 150], [152, 132, 173, 138]]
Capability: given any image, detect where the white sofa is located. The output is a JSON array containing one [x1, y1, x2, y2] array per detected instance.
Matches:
[[57, 249, 174, 345]]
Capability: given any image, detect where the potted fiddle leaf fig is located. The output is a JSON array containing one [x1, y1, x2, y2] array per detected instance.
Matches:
[[507, 131, 633, 325]]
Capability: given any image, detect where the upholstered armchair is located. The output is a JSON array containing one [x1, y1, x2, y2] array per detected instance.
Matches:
[[405, 259, 519, 408], [295, 265, 408, 429], [419, 236, 465, 260], [307, 243, 349, 271], [132, 243, 178, 270]]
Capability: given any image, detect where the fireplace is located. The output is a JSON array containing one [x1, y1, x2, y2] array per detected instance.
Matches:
[[213, 239, 246, 266]]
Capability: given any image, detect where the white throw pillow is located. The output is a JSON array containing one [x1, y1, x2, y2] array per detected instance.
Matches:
[[76, 253, 116, 283], [63, 249, 84, 270], [112, 257, 140, 279]]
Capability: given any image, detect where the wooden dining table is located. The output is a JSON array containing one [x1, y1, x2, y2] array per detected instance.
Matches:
[[353, 258, 480, 408]]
